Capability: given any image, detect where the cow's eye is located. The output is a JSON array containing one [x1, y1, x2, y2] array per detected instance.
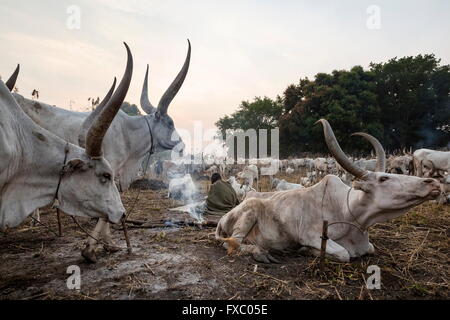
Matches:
[[379, 176, 389, 183], [103, 173, 112, 181]]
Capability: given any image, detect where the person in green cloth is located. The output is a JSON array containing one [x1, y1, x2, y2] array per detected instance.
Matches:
[[205, 173, 240, 216]]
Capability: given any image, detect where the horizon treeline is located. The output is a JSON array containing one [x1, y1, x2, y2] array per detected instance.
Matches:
[[216, 54, 450, 158]]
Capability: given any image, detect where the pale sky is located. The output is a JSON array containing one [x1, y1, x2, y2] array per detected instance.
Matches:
[[1, 0, 449, 137]]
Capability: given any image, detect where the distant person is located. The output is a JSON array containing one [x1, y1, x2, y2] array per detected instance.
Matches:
[[205, 173, 240, 216]]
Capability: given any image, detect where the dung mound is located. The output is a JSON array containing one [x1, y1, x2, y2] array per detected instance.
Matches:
[[130, 179, 167, 190]]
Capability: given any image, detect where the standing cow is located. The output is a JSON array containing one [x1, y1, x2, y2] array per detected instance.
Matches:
[[0, 70, 126, 229], [9, 41, 189, 262]]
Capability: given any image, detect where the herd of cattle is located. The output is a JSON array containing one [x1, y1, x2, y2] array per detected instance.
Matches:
[[0, 41, 449, 267], [157, 146, 449, 205]]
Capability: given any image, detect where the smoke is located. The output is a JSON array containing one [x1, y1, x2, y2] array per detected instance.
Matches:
[[415, 126, 441, 149], [168, 173, 204, 223], [168, 174, 197, 201]]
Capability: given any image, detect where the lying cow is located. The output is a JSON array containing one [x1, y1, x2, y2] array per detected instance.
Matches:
[[228, 176, 255, 200], [271, 178, 304, 191], [387, 155, 413, 175], [285, 167, 295, 175], [216, 119, 441, 263], [413, 148, 450, 177]]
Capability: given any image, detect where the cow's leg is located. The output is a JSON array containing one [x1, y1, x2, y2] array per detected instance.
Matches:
[[31, 209, 40, 226], [81, 218, 106, 263], [366, 242, 375, 254], [101, 221, 121, 252], [241, 244, 281, 263], [306, 237, 350, 262], [222, 241, 279, 263], [219, 207, 258, 255], [219, 206, 280, 264]]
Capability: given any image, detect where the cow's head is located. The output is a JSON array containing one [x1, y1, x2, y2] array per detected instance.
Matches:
[[57, 43, 133, 223], [317, 119, 441, 226], [59, 156, 124, 223], [139, 40, 190, 155], [4, 43, 132, 223]]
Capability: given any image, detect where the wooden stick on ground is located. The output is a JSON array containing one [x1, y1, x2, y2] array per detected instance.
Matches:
[[121, 219, 132, 254], [320, 220, 329, 272]]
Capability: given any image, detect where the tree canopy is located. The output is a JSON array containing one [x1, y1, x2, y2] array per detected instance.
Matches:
[[121, 102, 141, 116], [216, 54, 450, 157], [216, 96, 283, 136]]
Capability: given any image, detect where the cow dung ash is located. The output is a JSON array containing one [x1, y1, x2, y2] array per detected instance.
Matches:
[[130, 179, 167, 190]]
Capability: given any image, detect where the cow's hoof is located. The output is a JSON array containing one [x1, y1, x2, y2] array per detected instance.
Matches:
[[266, 254, 281, 264], [103, 243, 121, 253], [81, 246, 97, 263], [367, 242, 375, 254], [253, 252, 280, 264]]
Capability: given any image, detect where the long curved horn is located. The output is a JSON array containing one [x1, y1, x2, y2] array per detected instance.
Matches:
[[78, 78, 116, 148], [6, 64, 20, 91], [140, 64, 156, 114], [351, 132, 386, 172], [157, 39, 191, 115], [315, 119, 368, 179], [86, 43, 133, 157]]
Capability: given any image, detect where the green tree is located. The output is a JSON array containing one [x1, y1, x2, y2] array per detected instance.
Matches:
[[216, 96, 282, 136], [279, 66, 382, 156], [216, 54, 450, 158], [370, 54, 450, 149], [216, 96, 283, 159], [121, 102, 141, 116]]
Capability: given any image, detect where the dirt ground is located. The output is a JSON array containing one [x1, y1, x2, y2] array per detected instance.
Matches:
[[0, 173, 449, 300]]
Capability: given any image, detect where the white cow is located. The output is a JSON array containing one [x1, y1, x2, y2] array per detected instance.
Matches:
[[0, 74, 125, 229], [216, 119, 441, 263], [285, 167, 295, 175], [314, 157, 335, 175], [387, 155, 413, 175], [237, 164, 259, 190], [354, 158, 378, 172], [300, 171, 317, 187], [271, 178, 304, 191], [228, 176, 255, 200], [11, 42, 190, 262], [413, 149, 450, 177]]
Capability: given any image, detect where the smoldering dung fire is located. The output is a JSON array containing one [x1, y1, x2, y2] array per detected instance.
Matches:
[[167, 173, 205, 223]]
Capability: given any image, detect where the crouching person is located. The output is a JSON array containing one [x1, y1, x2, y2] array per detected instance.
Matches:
[[205, 173, 240, 216]]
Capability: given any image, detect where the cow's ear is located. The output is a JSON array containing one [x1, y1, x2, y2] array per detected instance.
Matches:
[[63, 159, 89, 174]]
